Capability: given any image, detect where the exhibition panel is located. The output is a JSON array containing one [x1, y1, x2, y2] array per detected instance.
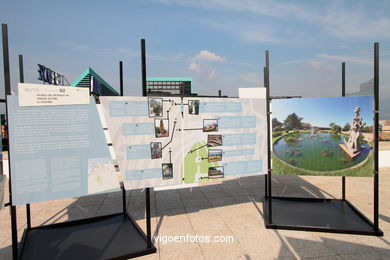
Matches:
[[7, 93, 120, 205], [272, 96, 374, 177], [182, 97, 267, 183], [100, 96, 267, 190]]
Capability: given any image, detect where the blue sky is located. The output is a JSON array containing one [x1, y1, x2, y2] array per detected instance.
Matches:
[[272, 96, 373, 128], [1, 0, 390, 116]]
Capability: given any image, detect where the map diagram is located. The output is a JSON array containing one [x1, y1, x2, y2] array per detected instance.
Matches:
[[100, 96, 267, 190]]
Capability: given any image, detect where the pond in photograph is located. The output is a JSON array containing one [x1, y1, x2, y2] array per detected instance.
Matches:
[[273, 132, 371, 171]]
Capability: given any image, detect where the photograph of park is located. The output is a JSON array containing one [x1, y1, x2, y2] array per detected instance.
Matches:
[[271, 96, 374, 177], [208, 166, 224, 179], [207, 135, 223, 147], [208, 149, 222, 162], [188, 100, 200, 115], [155, 119, 169, 138], [148, 98, 163, 117], [203, 119, 218, 132], [150, 142, 162, 159], [162, 163, 173, 180]]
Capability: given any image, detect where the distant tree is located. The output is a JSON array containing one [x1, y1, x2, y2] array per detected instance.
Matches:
[[329, 122, 335, 127], [342, 123, 351, 132], [274, 126, 283, 132], [272, 118, 283, 130], [284, 113, 303, 130], [301, 122, 312, 130], [331, 124, 342, 134], [362, 126, 373, 133]]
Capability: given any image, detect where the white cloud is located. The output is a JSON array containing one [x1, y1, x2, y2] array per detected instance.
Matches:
[[116, 48, 139, 57], [187, 61, 217, 80], [240, 30, 282, 44], [317, 54, 390, 70], [188, 62, 201, 72], [150, 53, 184, 62], [307, 60, 336, 72], [187, 50, 225, 81], [194, 50, 226, 62], [153, 0, 390, 41], [281, 58, 312, 65]]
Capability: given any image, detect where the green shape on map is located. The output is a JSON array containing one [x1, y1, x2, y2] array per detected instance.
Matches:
[[182, 141, 220, 183]]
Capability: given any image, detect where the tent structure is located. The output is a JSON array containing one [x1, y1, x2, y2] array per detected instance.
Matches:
[[71, 67, 119, 96]]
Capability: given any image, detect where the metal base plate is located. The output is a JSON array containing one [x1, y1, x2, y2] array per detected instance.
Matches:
[[19, 213, 156, 260], [263, 197, 383, 236]]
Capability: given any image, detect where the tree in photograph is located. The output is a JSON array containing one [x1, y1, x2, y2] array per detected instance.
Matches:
[[331, 124, 342, 134], [150, 99, 162, 115], [274, 126, 283, 132], [362, 125, 373, 133], [283, 113, 303, 130], [272, 118, 283, 130], [343, 123, 351, 132], [301, 122, 312, 130]]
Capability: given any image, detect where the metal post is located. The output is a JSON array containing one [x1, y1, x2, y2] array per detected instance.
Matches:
[[265, 50, 272, 223], [121, 182, 126, 214], [19, 54, 32, 229], [18, 55, 24, 83], [218, 90, 221, 97], [2, 23, 18, 260], [119, 61, 124, 96], [145, 187, 152, 248], [341, 62, 346, 201], [263, 66, 268, 198], [341, 62, 346, 97], [141, 38, 152, 248], [373, 42, 379, 231], [118, 61, 127, 214], [141, 39, 147, 97]]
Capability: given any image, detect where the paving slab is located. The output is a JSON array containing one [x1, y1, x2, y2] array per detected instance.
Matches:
[[0, 167, 390, 259]]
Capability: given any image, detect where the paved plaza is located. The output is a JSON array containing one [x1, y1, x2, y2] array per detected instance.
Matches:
[[1, 166, 390, 259]]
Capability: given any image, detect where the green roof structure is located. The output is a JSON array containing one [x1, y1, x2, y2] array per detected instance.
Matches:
[[71, 67, 119, 96]]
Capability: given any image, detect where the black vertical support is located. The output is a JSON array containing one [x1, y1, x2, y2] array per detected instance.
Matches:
[[141, 39, 147, 97], [373, 42, 379, 231], [121, 182, 126, 214], [342, 62, 346, 97], [119, 61, 126, 214], [263, 66, 268, 198], [218, 90, 221, 97], [341, 62, 346, 201], [18, 55, 24, 83], [145, 188, 151, 248], [18, 54, 32, 230], [265, 50, 272, 224], [141, 38, 152, 248], [2, 23, 18, 260], [119, 61, 124, 97]]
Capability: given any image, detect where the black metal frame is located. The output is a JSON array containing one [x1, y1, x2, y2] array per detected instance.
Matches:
[[263, 45, 383, 236], [2, 24, 156, 259]]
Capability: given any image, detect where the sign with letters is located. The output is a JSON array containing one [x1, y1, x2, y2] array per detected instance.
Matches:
[[18, 83, 89, 106]]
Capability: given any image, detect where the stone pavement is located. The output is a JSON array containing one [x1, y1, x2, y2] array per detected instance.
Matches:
[[1, 168, 390, 260]]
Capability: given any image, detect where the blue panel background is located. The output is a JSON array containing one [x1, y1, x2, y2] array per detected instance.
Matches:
[[122, 123, 154, 135], [199, 102, 242, 113], [8, 96, 115, 205], [222, 149, 255, 157], [222, 133, 257, 146], [223, 160, 263, 176], [218, 116, 256, 129], [109, 101, 148, 117], [127, 144, 151, 160], [126, 168, 162, 181]]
